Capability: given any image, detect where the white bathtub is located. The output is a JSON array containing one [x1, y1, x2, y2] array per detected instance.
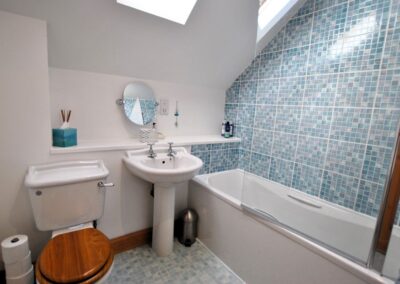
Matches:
[[189, 169, 388, 284]]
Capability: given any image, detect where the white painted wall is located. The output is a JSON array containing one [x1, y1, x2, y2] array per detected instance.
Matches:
[[0, 11, 52, 269], [0, 11, 191, 270], [0, 0, 258, 89], [49, 68, 225, 140]]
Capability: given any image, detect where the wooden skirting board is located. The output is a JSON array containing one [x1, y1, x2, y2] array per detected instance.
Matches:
[[110, 228, 152, 254]]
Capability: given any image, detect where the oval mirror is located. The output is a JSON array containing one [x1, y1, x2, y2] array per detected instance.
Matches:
[[122, 82, 157, 125]]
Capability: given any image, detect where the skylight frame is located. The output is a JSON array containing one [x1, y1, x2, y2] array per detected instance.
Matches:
[[257, 0, 299, 42], [116, 0, 198, 25]]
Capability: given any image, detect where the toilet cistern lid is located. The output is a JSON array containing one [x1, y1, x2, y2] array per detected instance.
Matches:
[[25, 160, 109, 188]]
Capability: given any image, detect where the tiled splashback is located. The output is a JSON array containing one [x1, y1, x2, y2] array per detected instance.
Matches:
[[191, 143, 240, 174], [224, 0, 400, 220]]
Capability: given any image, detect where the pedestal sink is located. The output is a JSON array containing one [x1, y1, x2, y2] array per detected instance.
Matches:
[[123, 146, 203, 256]]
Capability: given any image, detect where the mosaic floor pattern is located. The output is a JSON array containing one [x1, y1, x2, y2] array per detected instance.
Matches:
[[105, 240, 244, 284]]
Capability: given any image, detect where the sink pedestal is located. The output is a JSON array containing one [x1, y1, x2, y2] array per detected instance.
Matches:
[[152, 184, 175, 256]]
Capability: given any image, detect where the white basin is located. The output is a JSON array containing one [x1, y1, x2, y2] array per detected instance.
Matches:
[[123, 146, 203, 257], [123, 147, 203, 185]]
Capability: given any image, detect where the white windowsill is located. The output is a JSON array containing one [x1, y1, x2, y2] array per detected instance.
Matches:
[[50, 135, 241, 155]]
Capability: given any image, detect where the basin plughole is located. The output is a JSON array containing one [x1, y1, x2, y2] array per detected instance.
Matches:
[[123, 147, 203, 256]]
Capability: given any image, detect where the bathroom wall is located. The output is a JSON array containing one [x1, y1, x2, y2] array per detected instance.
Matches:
[[191, 143, 240, 174], [226, 0, 400, 220], [0, 0, 257, 270], [0, 0, 258, 89], [49, 68, 226, 139], [0, 11, 52, 269]]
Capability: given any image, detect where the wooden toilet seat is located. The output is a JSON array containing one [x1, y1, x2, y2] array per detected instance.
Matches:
[[35, 228, 113, 284]]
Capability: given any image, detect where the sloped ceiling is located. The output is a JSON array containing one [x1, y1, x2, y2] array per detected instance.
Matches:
[[0, 0, 258, 89]]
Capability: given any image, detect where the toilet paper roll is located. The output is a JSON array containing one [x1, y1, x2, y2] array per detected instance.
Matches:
[[1, 235, 29, 264], [6, 265, 34, 284], [5, 251, 32, 278]]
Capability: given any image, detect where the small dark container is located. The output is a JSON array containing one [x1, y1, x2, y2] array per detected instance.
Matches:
[[176, 209, 198, 247]]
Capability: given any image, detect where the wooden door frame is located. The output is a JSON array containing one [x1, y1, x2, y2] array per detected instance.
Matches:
[[377, 132, 400, 253]]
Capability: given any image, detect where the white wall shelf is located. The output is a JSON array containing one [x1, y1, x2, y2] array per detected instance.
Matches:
[[50, 135, 241, 155]]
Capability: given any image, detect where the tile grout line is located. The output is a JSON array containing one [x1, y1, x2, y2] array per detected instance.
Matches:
[[225, 103, 400, 111], [268, 21, 287, 182], [353, 0, 395, 211], [237, 125, 394, 151], [238, 66, 400, 81], [291, 0, 317, 190], [316, 0, 350, 199]]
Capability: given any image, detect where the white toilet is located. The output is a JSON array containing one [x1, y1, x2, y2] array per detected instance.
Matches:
[[25, 160, 114, 284]]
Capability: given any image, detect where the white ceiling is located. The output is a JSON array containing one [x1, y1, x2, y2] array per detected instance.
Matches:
[[0, 0, 258, 89]]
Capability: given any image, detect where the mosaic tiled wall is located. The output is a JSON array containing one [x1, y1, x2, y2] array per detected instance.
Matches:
[[191, 143, 240, 174], [225, 0, 400, 220]]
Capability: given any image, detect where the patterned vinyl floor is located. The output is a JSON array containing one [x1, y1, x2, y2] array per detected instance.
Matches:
[[104, 240, 244, 284]]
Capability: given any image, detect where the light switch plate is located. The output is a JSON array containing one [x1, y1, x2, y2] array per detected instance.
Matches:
[[159, 99, 169, 115]]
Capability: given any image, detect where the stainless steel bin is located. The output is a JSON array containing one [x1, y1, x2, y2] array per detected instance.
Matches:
[[176, 208, 198, 247]]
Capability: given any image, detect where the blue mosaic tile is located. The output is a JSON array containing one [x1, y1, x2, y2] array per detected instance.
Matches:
[[311, 3, 347, 43], [314, 0, 347, 11], [375, 68, 400, 109], [238, 149, 251, 171], [283, 14, 313, 49], [106, 241, 244, 284], [281, 46, 309, 77], [239, 57, 260, 81], [261, 29, 285, 53], [292, 163, 323, 196], [250, 152, 271, 179], [191, 144, 211, 152], [259, 51, 282, 79], [325, 140, 365, 177], [307, 40, 341, 74], [368, 109, 400, 148], [235, 126, 253, 150], [256, 79, 279, 104], [226, 81, 240, 104], [269, 157, 294, 187], [388, 0, 400, 29], [335, 71, 379, 107], [320, 171, 359, 209], [382, 27, 400, 69], [295, 136, 328, 168], [275, 105, 301, 134], [345, 0, 391, 34], [220, 0, 400, 219], [299, 107, 333, 138], [295, 0, 315, 17], [254, 105, 276, 130], [224, 103, 238, 123], [362, 145, 393, 185], [339, 32, 385, 72], [355, 180, 385, 217], [211, 142, 240, 150], [329, 108, 372, 143], [192, 151, 210, 175], [210, 148, 239, 173], [303, 74, 337, 106], [271, 132, 298, 161], [277, 77, 305, 105], [239, 81, 257, 104], [252, 129, 274, 155], [237, 104, 255, 128]]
